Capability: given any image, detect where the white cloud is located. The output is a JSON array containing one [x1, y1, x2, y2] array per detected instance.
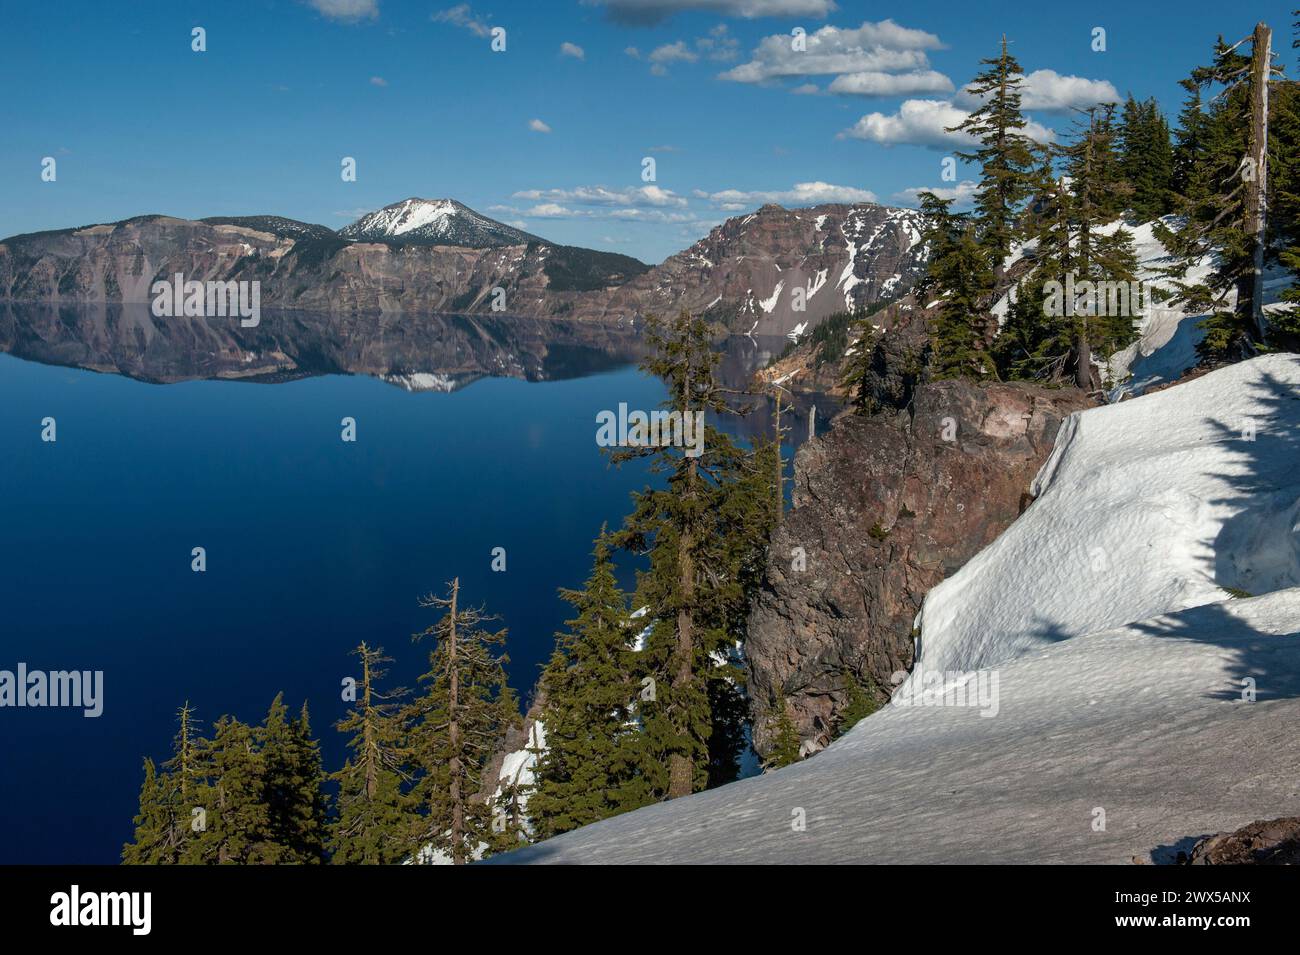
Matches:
[[369, 76, 388, 87], [432, 4, 491, 38], [827, 69, 953, 96], [647, 40, 699, 75], [839, 98, 1054, 149], [512, 185, 689, 208], [304, 0, 379, 21], [697, 180, 878, 211], [892, 180, 979, 207], [528, 118, 553, 133], [560, 42, 585, 60], [1017, 69, 1120, 113], [527, 203, 575, 217], [720, 19, 945, 85], [954, 68, 1119, 114], [585, 0, 836, 26], [790, 83, 821, 95]]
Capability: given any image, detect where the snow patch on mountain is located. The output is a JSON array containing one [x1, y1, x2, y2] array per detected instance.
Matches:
[[339, 198, 541, 248]]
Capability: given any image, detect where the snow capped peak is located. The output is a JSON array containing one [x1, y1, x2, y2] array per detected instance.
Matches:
[[339, 197, 541, 248]]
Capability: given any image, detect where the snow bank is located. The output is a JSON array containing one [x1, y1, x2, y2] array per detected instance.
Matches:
[[496, 357, 1300, 864], [912, 354, 1300, 677]]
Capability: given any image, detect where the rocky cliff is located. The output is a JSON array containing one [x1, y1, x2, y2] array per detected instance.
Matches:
[[0, 214, 647, 318], [0, 200, 930, 338], [569, 203, 928, 335], [746, 377, 1092, 756]]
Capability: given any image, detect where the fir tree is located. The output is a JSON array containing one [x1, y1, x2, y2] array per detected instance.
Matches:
[[918, 192, 998, 380], [1118, 95, 1175, 219], [183, 715, 275, 864], [838, 309, 878, 414], [405, 577, 519, 864], [609, 310, 774, 799], [1160, 26, 1285, 360], [122, 702, 200, 864], [947, 35, 1039, 265], [330, 643, 414, 864], [530, 531, 653, 838], [1058, 105, 1140, 389], [261, 695, 328, 863], [121, 759, 182, 864], [763, 694, 801, 769], [1269, 75, 1300, 346]]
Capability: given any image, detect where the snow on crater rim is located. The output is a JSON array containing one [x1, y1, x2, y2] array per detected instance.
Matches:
[[911, 354, 1300, 681]]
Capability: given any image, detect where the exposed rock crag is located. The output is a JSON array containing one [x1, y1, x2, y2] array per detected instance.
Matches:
[[747, 378, 1092, 756]]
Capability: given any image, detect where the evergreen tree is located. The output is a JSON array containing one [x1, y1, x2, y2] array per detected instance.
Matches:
[[330, 643, 414, 864], [261, 695, 328, 863], [121, 759, 182, 864], [1160, 28, 1284, 360], [609, 310, 774, 799], [1269, 75, 1300, 347], [530, 532, 653, 839], [183, 715, 275, 864], [405, 577, 519, 864], [838, 309, 878, 414], [1118, 95, 1175, 219], [1058, 105, 1140, 389], [947, 36, 1039, 265], [763, 695, 801, 769], [122, 702, 200, 864], [918, 192, 998, 380]]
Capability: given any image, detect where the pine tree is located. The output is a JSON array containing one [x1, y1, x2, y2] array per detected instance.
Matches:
[[763, 695, 801, 769], [1059, 105, 1140, 389], [183, 715, 275, 864], [1268, 74, 1300, 347], [261, 695, 328, 863], [993, 153, 1072, 380], [530, 532, 653, 839], [122, 702, 200, 864], [330, 643, 414, 864], [405, 577, 519, 864], [609, 310, 774, 799], [838, 309, 878, 414], [1160, 26, 1284, 360], [121, 759, 181, 864], [918, 192, 998, 380], [1118, 95, 1175, 219], [947, 35, 1039, 266]]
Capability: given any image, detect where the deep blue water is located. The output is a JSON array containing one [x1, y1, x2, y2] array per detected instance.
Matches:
[[0, 351, 684, 863], [0, 324, 822, 864]]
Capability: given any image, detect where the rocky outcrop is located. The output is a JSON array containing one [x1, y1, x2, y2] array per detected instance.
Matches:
[[569, 203, 928, 336], [1186, 817, 1300, 864], [746, 378, 1093, 757]]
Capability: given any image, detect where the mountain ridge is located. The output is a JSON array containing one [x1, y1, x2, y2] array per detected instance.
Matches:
[[0, 197, 931, 335]]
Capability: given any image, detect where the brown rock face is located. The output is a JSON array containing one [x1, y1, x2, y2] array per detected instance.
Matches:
[[1187, 817, 1300, 864], [0, 202, 929, 341], [571, 203, 928, 335], [746, 378, 1092, 756]]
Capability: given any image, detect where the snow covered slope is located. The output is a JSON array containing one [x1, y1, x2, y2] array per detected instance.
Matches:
[[496, 356, 1300, 864], [914, 353, 1300, 675], [339, 198, 542, 247]]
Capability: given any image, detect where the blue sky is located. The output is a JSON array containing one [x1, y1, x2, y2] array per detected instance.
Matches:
[[1, 0, 1294, 263]]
